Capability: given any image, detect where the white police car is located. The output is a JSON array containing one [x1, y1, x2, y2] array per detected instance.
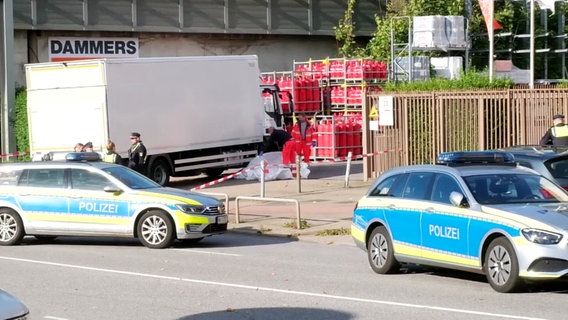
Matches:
[[0, 153, 227, 249], [352, 151, 568, 293]]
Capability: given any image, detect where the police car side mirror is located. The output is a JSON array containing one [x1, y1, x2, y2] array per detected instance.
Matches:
[[104, 185, 122, 194], [450, 191, 469, 208]]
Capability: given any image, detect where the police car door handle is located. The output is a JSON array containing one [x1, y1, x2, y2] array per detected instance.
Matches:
[[425, 207, 435, 213], [386, 204, 396, 210]]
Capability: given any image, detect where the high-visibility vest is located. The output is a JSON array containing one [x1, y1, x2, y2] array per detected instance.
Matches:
[[291, 122, 315, 145], [103, 153, 118, 164], [551, 125, 568, 146]]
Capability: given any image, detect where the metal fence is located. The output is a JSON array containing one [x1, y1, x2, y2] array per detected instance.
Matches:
[[362, 88, 568, 179]]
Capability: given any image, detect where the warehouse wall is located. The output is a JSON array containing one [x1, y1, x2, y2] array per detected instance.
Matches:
[[14, 31, 339, 88]]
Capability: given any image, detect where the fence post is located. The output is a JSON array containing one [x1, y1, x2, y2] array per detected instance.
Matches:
[[296, 155, 301, 193], [344, 151, 352, 188], [260, 159, 266, 198]]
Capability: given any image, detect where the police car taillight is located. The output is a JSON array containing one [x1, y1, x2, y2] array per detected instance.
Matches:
[[65, 152, 101, 162], [436, 151, 516, 166]]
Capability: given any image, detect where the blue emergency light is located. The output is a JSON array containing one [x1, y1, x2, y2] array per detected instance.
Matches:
[[436, 151, 516, 166], [65, 152, 101, 162]]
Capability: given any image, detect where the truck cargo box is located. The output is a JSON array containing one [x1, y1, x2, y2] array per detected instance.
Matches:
[[26, 55, 280, 185]]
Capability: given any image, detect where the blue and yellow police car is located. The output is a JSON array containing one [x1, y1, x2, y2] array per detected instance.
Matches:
[[0, 153, 227, 249], [352, 151, 568, 293]]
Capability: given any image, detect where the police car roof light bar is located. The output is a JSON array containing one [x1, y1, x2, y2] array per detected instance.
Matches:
[[436, 151, 516, 167], [65, 152, 101, 162]]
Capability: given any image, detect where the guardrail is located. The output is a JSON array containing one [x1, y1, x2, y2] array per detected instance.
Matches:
[[235, 196, 301, 229]]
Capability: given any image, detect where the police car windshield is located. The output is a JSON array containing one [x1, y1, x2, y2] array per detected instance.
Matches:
[[463, 173, 568, 205], [102, 166, 161, 189]]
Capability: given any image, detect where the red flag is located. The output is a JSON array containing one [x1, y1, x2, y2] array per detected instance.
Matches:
[[479, 0, 503, 31]]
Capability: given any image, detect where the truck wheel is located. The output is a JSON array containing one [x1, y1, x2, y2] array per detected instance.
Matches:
[[149, 159, 171, 186], [0, 209, 24, 246], [137, 210, 174, 249]]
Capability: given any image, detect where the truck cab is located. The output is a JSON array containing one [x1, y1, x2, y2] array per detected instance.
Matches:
[[261, 83, 292, 135]]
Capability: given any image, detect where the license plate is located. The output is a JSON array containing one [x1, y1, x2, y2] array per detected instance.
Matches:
[[217, 215, 228, 224]]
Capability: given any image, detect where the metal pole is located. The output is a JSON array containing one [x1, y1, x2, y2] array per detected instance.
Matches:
[[0, 0, 15, 159], [529, 0, 535, 88], [489, 0, 494, 82], [260, 159, 266, 198], [296, 155, 301, 193], [344, 151, 352, 188]]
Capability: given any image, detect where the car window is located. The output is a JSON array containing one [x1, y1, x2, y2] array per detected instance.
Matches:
[[464, 173, 568, 204], [71, 169, 112, 190], [102, 166, 160, 189], [402, 172, 434, 200], [0, 168, 23, 186], [545, 157, 568, 179], [369, 174, 408, 197], [431, 174, 462, 204], [19, 169, 66, 188]]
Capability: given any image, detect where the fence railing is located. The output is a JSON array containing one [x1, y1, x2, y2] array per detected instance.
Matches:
[[363, 88, 568, 179]]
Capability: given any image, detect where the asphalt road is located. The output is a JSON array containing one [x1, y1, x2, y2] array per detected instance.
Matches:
[[1, 232, 567, 320]]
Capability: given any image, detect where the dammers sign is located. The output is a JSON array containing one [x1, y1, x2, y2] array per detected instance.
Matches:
[[48, 37, 139, 61]]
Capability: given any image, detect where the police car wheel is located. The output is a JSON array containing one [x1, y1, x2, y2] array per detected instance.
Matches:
[[484, 237, 524, 293], [137, 210, 174, 249], [0, 209, 24, 246], [367, 226, 400, 274]]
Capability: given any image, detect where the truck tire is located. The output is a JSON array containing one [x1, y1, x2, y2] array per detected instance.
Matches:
[[149, 159, 171, 186]]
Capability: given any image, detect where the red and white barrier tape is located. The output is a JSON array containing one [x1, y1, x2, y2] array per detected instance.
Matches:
[[190, 148, 402, 191], [190, 168, 248, 191], [0, 151, 30, 158]]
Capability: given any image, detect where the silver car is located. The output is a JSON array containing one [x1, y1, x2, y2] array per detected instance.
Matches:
[[0, 289, 29, 319]]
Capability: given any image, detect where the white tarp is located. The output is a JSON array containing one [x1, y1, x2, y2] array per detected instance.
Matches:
[[235, 152, 310, 181]]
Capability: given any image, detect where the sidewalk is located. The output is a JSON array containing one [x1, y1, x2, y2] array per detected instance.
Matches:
[[190, 161, 373, 243]]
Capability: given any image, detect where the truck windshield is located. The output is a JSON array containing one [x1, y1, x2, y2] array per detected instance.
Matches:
[[102, 166, 161, 189]]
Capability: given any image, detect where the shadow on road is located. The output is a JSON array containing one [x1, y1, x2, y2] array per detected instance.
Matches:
[[178, 307, 354, 320], [19, 231, 298, 249]]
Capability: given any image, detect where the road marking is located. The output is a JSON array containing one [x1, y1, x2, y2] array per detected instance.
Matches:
[[0, 256, 547, 320], [44, 316, 69, 320], [169, 248, 241, 256]]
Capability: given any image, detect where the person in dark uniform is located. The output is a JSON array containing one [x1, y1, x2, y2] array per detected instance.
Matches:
[[128, 132, 147, 174], [540, 114, 568, 146], [263, 127, 292, 152], [263, 127, 296, 165]]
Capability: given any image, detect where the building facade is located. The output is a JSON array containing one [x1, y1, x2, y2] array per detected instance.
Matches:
[[12, 0, 384, 86]]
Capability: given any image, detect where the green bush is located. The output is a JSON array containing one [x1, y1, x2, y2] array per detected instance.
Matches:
[[382, 70, 514, 93], [14, 88, 30, 161]]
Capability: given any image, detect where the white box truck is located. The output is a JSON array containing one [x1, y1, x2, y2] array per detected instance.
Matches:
[[25, 55, 288, 185]]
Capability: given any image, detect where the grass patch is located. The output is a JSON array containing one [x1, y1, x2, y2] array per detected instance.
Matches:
[[258, 225, 272, 234], [283, 219, 310, 230], [315, 228, 351, 236]]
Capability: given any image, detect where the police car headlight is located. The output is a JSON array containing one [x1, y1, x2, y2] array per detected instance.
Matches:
[[175, 204, 205, 214], [521, 228, 563, 245]]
